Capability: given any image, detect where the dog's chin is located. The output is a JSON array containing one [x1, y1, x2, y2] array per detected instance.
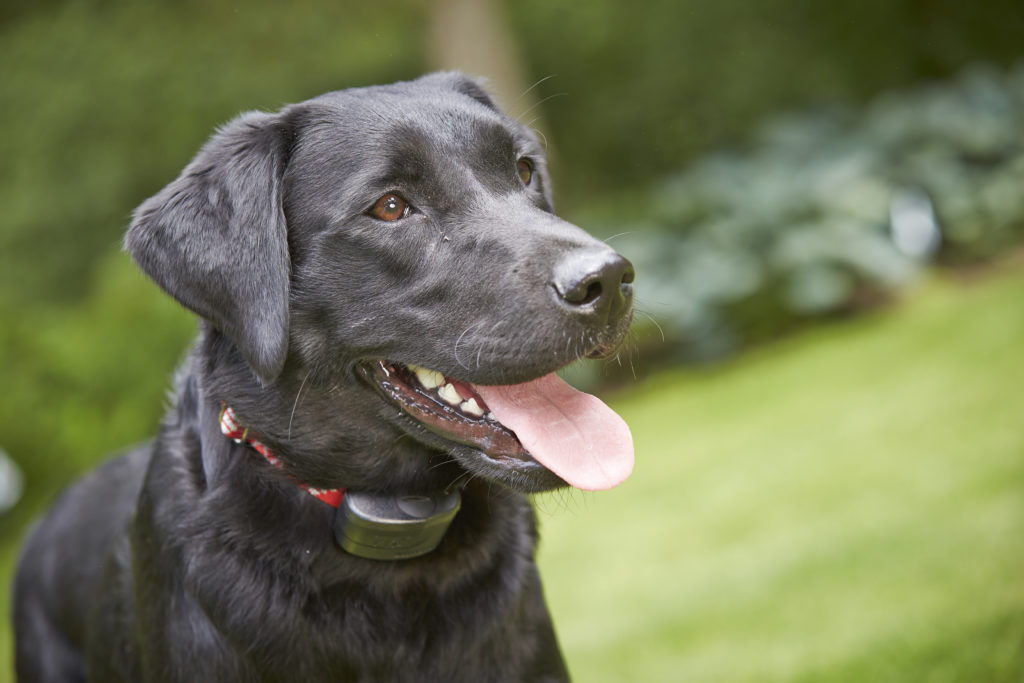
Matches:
[[356, 360, 568, 493]]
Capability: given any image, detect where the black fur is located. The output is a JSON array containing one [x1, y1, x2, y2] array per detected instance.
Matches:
[[13, 73, 633, 682]]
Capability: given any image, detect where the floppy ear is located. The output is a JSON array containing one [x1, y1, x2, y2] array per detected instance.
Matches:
[[125, 111, 292, 383]]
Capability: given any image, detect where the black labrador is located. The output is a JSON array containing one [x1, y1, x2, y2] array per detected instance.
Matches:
[[13, 72, 635, 682]]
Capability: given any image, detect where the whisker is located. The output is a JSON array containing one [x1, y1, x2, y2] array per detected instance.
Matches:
[[515, 92, 568, 122], [636, 309, 666, 343], [288, 370, 312, 441], [449, 469, 475, 490], [516, 74, 558, 103], [602, 231, 634, 244], [454, 321, 483, 370], [532, 127, 549, 149], [428, 455, 459, 473]]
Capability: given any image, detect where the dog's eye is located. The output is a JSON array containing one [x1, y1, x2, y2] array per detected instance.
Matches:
[[370, 194, 411, 222], [516, 158, 533, 186]]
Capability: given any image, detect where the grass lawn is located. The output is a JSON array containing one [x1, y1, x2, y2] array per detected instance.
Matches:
[[1, 263, 1022, 681], [538, 263, 1024, 682]]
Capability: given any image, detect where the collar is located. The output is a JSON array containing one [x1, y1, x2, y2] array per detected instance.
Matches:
[[218, 404, 345, 508], [218, 404, 462, 560]]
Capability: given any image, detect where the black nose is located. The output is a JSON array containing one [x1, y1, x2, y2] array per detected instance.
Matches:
[[552, 248, 634, 321]]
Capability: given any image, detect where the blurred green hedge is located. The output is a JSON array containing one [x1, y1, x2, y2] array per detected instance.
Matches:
[[609, 63, 1024, 366]]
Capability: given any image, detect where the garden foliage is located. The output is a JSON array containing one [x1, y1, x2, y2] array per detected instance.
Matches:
[[615, 63, 1024, 363]]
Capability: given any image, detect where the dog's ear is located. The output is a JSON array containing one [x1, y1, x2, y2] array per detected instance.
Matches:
[[421, 71, 500, 111], [448, 75, 500, 112], [126, 111, 292, 383]]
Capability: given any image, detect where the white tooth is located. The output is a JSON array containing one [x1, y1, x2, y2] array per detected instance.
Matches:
[[437, 383, 463, 406], [486, 412, 496, 421], [409, 364, 444, 390], [460, 398, 484, 417]]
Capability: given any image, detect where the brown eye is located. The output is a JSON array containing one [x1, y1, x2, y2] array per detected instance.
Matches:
[[370, 194, 410, 221], [516, 158, 533, 186]]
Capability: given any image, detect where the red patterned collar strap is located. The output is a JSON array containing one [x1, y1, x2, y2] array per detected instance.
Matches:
[[219, 404, 345, 508]]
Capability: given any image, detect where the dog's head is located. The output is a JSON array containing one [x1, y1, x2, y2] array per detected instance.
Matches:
[[127, 73, 634, 494]]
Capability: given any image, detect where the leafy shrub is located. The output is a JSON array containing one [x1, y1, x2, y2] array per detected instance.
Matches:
[[610, 62, 1024, 364]]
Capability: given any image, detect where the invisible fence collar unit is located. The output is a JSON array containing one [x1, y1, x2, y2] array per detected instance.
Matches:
[[219, 405, 461, 560]]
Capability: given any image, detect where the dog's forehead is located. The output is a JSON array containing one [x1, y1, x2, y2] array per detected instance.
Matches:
[[370, 103, 518, 167], [283, 82, 547, 219], [297, 82, 537, 165]]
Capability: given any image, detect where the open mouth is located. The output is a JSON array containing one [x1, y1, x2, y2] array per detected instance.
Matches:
[[358, 359, 635, 492], [359, 360, 530, 462]]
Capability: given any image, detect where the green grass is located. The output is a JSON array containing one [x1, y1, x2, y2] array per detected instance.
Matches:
[[2, 264, 1022, 681], [537, 263, 1024, 682]]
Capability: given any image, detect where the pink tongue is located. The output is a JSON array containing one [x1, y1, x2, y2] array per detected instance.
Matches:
[[474, 374, 634, 491]]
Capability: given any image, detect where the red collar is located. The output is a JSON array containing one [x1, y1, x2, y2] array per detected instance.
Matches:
[[219, 405, 345, 508]]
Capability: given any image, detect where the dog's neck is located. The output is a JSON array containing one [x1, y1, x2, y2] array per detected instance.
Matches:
[[219, 404, 345, 507], [218, 402, 462, 561]]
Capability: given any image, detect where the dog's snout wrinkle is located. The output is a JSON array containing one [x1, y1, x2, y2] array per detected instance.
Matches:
[[552, 248, 634, 322]]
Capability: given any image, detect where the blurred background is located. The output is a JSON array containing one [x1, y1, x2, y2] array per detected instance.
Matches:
[[2, 0, 1023, 680]]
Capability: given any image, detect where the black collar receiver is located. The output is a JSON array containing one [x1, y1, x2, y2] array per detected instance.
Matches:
[[332, 489, 462, 560]]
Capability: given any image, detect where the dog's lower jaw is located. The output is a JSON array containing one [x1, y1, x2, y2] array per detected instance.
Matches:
[[389, 413, 568, 495], [357, 360, 570, 494], [448, 443, 568, 494]]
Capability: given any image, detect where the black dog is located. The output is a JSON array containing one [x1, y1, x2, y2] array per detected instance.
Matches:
[[13, 72, 635, 682]]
